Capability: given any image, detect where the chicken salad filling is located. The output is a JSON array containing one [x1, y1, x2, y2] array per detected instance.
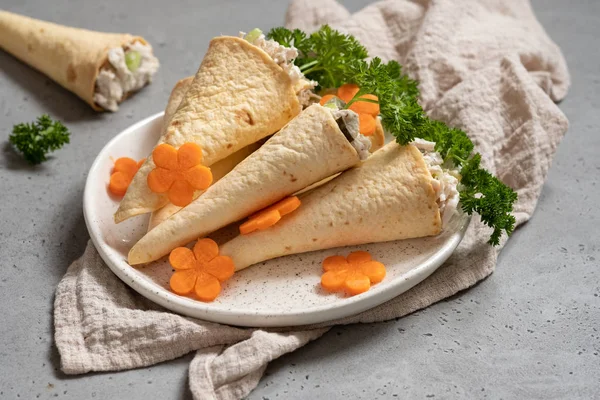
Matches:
[[241, 29, 317, 108], [332, 108, 371, 161], [94, 40, 160, 112], [412, 138, 461, 227]]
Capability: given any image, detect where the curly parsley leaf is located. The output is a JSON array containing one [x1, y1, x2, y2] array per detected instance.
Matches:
[[267, 25, 368, 89], [459, 154, 518, 245], [342, 57, 424, 144], [420, 119, 516, 245], [9, 114, 70, 165], [266, 27, 311, 55]]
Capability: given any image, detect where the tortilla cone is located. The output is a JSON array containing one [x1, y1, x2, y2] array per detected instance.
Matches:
[[128, 104, 360, 265], [0, 10, 149, 111], [219, 141, 442, 271], [147, 77, 263, 231], [114, 36, 302, 223], [149, 120, 383, 231]]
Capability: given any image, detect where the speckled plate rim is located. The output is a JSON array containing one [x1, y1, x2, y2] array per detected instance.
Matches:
[[84, 112, 471, 328]]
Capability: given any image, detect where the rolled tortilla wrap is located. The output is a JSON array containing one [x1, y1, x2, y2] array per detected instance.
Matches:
[[147, 76, 263, 231], [220, 141, 442, 271], [128, 104, 362, 265], [0, 10, 157, 111], [115, 36, 302, 223]]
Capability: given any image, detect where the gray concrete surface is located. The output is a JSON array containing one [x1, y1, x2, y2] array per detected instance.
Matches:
[[0, 0, 598, 399]]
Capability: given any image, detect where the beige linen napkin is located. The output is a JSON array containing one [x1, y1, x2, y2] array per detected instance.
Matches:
[[54, 1, 570, 399]]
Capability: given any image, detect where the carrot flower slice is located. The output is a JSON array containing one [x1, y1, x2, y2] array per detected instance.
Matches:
[[358, 114, 377, 136], [168, 238, 235, 302], [239, 196, 301, 235], [348, 94, 380, 117], [337, 83, 360, 103], [320, 251, 386, 296], [108, 157, 145, 197], [319, 94, 337, 106], [147, 143, 213, 207]]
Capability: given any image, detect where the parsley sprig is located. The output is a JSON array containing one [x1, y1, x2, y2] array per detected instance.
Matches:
[[268, 26, 368, 90], [267, 26, 517, 245], [9, 114, 70, 165]]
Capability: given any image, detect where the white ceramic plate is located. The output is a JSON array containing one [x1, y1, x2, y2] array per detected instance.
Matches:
[[84, 112, 470, 327]]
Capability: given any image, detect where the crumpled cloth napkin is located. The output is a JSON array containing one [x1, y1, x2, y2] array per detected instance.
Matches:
[[54, 1, 570, 399]]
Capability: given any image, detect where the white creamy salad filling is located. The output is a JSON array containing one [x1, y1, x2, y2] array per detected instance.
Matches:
[[241, 30, 317, 108], [94, 41, 159, 112], [412, 138, 461, 227], [332, 109, 371, 160]]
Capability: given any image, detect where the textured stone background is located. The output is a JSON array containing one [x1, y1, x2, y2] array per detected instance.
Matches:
[[0, 0, 598, 399]]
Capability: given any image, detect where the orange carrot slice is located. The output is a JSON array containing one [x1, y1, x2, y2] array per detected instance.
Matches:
[[168, 180, 195, 207], [147, 143, 213, 207], [168, 238, 235, 302], [153, 143, 179, 170], [205, 256, 235, 281], [359, 114, 377, 136], [344, 271, 371, 295], [337, 83, 360, 103], [323, 255, 348, 271], [169, 247, 196, 270], [170, 269, 197, 295], [319, 94, 337, 106], [109, 157, 144, 197], [321, 270, 348, 292], [194, 273, 221, 302], [113, 157, 138, 176], [108, 171, 133, 196], [240, 196, 301, 235], [147, 168, 175, 193], [193, 238, 219, 264], [178, 142, 203, 170], [347, 250, 372, 264], [348, 94, 380, 117], [359, 261, 386, 284], [320, 251, 386, 296], [184, 165, 213, 190]]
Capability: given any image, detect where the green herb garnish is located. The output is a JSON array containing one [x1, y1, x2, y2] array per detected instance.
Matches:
[[268, 25, 368, 90], [9, 114, 70, 165], [267, 26, 518, 245]]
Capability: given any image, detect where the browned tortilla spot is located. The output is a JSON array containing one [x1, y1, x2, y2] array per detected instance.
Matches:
[[27, 44, 33, 52], [235, 109, 254, 125], [67, 63, 77, 82]]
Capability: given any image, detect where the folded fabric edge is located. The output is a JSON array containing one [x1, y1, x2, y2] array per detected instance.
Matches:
[[189, 329, 330, 400], [53, 241, 253, 374]]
